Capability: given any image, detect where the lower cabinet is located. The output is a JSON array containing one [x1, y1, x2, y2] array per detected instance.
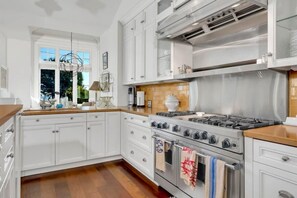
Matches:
[[121, 112, 154, 179], [2, 162, 15, 198], [87, 121, 105, 159]]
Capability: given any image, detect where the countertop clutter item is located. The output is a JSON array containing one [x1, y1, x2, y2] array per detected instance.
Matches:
[[137, 91, 145, 107], [165, 95, 179, 112], [283, 117, 297, 126], [128, 86, 136, 106]]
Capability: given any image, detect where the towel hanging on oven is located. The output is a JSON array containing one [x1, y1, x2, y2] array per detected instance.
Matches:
[[180, 147, 198, 189], [205, 156, 228, 198], [155, 137, 167, 172]]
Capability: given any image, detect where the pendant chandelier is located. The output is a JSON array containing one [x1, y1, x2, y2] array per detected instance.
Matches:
[[59, 32, 83, 76]]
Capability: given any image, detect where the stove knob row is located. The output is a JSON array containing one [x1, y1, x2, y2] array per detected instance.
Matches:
[[222, 139, 231, 148], [172, 125, 179, 132], [208, 135, 217, 144]]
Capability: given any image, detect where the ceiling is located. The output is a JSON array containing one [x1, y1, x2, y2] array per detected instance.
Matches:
[[0, 0, 122, 39]]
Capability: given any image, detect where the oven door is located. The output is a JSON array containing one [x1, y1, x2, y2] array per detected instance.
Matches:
[[153, 131, 178, 186], [176, 141, 243, 198]]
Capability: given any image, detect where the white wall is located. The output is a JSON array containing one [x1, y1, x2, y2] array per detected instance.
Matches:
[[7, 38, 32, 108]]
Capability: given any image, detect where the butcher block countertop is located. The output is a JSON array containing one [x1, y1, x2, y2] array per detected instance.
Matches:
[[244, 125, 297, 147], [0, 105, 23, 125], [22, 106, 165, 117]]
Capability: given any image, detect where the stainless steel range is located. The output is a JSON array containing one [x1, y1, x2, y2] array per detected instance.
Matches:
[[150, 112, 281, 198]]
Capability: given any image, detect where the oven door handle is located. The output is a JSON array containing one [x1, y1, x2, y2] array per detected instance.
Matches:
[[152, 135, 174, 145], [174, 143, 241, 171]]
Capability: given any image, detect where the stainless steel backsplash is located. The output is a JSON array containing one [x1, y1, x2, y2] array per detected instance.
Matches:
[[189, 70, 288, 121]]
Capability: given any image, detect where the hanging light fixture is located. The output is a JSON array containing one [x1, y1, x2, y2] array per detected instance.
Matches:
[[59, 32, 84, 75]]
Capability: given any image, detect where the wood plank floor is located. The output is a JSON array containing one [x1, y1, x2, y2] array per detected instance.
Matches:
[[21, 161, 171, 198]]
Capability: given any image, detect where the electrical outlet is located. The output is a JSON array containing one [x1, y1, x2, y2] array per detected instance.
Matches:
[[147, 100, 152, 108]]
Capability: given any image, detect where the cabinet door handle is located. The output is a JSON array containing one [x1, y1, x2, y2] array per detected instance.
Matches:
[[7, 153, 14, 158], [267, 52, 273, 57], [95, 116, 98, 118], [142, 120, 146, 123], [87, 127, 91, 130], [70, 117, 74, 120], [130, 117, 134, 120], [282, 156, 290, 162], [142, 136, 146, 140], [36, 119, 40, 122], [6, 128, 14, 133], [140, 20, 145, 24], [131, 78, 134, 80], [142, 158, 147, 162], [124, 118, 127, 120], [279, 190, 294, 198], [56, 130, 59, 133], [140, 76, 145, 78], [130, 131, 134, 135], [52, 130, 56, 133], [130, 151, 134, 154]]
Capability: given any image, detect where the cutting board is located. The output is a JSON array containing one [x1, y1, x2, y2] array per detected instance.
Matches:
[[289, 71, 297, 117]]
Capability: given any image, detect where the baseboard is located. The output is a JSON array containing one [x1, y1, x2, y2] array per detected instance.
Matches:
[[21, 155, 122, 177]]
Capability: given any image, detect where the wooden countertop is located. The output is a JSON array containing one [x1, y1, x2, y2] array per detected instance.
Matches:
[[244, 125, 297, 147], [0, 105, 23, 125], [22, 106, 165, 117]]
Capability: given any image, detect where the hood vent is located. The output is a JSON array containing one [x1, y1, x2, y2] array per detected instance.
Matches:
[[181, 3, 266, 42]]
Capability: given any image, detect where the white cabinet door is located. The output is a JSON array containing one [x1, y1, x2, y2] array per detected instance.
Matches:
[[55, 123, 87, 165], [135, 12, 146, 82], [0, 32, 6, 67], [254, 162, 297, 198], [145, 23, 157, 81], [123, 36, 136, 83], [87, 121, 105, 159], [2, 162, 15, 198], [22, 125, 55, 170], [121, 113, 128, 158], [106, 112, 121, 156]]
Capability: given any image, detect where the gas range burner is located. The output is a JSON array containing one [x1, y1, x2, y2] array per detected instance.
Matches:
[[156, 111, 196, 118], [189, 115, 282, 130]]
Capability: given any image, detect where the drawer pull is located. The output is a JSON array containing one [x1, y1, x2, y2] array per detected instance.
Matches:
[[130, 117, 134, 120], [142, 136, 146, 140], [36, 119, 40, 122], [52, 130, 56, 133], [7, 153, 14, 158], [142, 120, 146, 123], [95, 116, 98, 118], [142, 158, 147, 162], [130, 151, 134, 154], [124, 118, 127, 120], [279, 190, 294, 198], [6, 128, 14, 133], [70, 117, 74, 120], [130, 131, 134, 135], [87, 127, 91, 130], [282, 156, 290, 162]]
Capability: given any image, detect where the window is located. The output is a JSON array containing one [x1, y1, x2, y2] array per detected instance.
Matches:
[[35, 39, 96, 105]]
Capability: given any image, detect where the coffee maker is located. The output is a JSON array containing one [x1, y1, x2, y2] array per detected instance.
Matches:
[[128, 86, 136, 106]]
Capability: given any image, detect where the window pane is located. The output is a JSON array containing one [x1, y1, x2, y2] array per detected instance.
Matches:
[[40, 69, 55, 99], [77, 72, 89, 104], [59, 49, 71, 63], [77, 51, 90, 65], [40, 48, 56, 62], [60, 71, 73, 101]]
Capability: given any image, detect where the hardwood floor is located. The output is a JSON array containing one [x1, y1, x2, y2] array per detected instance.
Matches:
[[21, 161, 171, 198]]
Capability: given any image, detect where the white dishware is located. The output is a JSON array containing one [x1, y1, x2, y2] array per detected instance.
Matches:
[[165, 95, 179, 112]]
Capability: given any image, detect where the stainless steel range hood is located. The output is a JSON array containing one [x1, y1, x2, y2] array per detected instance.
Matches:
[[157, 0, 267, 44]]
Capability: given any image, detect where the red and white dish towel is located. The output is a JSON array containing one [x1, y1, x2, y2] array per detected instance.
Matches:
[[180, 147, 198, 189]]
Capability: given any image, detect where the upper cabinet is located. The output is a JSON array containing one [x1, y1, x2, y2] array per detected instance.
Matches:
[[268, 0, 297, 70], [0, 32, 7, 67]]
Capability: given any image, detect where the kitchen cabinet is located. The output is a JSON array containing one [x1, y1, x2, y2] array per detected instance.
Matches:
[[55, 123, 87, 165], [157, 40, 193, 80], [121, 113, 154, 179], [105, 112, 121, 156], [123, 20, 136, 84], [2, 162, 15, 198], [0, 32, 7, 67], [122, 2, 158, 84], [22, 125, 56, 170], [268, 0, 297, 69], [156, 0, 173, 23], [245, 138, 297, 198], [87, 121, 105, 159]]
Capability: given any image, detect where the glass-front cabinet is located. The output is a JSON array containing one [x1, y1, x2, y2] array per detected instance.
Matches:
[[268, 0, 297, 69]]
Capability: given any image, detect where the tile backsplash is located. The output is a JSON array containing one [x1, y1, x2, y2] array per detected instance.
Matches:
[[136, 82, 189, 111], [290, 71, 297, 117]]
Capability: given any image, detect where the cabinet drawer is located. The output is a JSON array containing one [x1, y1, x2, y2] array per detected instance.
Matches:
[[254, 162, 297, 198], [127, 123, 152, 152], [127, 143, 153, 178], [87, 112, 105, 122], [22, 113, 87, 126], [2, 118, 14, 147], [254, 139, 297, 174], [2, 145, 14, 177], [126, 113, 150, 128]]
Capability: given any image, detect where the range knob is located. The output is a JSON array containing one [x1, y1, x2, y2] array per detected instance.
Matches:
[[201, 131, 208, 140], [157, 123, 163, 129], [151, 121, 157, 127], [209, 135, 217, 144], [222, 139, 231, 148], [162, 122, 169, 129], [183, 130, 190, 137], [172, 125, 179, 132], [192, 132, 200, 140]]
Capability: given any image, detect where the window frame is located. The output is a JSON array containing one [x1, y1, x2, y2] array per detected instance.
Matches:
[[33, 36, 98, 105]]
